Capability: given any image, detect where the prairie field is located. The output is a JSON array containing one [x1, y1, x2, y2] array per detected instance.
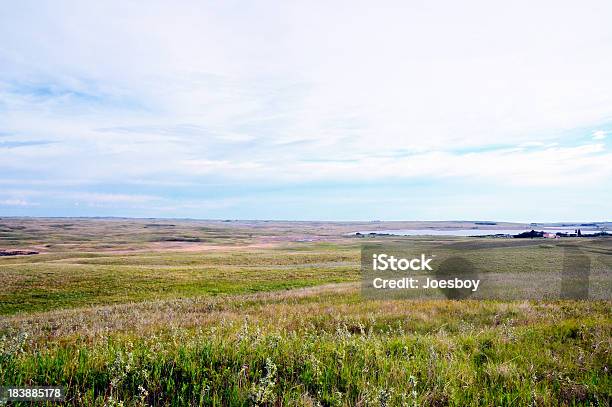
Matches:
[[0, 218, 610, 406]]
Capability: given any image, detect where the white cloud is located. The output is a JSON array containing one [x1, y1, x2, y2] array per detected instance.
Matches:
[[593, 130, 608, 140], [2, 1, 612, 148], [69, 193, 160, 204], [0, 1, 611, 218], [184, 143, 609, 187], [0, 199, 35, 206]]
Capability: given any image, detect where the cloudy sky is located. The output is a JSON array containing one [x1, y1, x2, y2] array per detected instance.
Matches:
[[1, 0, 611, 221]]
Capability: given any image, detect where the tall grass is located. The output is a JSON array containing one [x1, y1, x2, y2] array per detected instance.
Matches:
[[2, 291, 610, 406]]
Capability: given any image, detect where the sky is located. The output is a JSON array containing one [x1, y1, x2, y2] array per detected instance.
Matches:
[[1, 0, 611, 222]]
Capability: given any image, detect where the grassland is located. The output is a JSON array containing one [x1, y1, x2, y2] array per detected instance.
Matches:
[[0, 247, 358, 315], [0, 218, 610, 406]]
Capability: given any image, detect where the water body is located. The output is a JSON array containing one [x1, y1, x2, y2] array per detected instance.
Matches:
[[358, 228, 601, 237]]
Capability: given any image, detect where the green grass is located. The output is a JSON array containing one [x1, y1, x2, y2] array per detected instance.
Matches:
[[0, 248, 358, 315], [0, 219, 610, 406], [2, 291, 610, 406]]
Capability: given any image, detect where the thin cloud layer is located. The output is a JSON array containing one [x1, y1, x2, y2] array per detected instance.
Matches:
[[1, 0, 611, 220]]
